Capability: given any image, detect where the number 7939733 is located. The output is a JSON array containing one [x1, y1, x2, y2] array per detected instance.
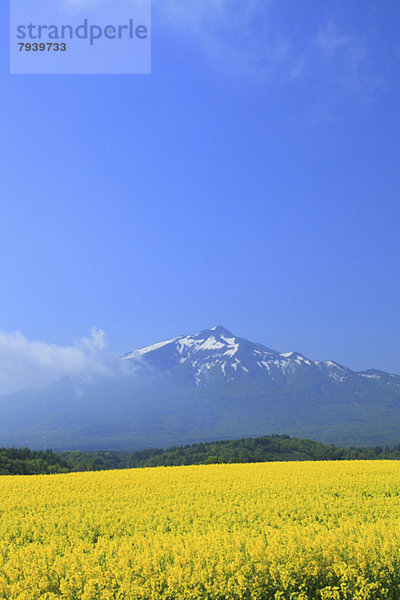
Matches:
[[18, 42, 67, 51]]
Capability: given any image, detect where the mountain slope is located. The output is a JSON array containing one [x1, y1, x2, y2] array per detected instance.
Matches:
[[0, 326, 399, 450]]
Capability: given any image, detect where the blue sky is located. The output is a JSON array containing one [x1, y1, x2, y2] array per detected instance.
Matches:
[[0, 0, 399, 392]]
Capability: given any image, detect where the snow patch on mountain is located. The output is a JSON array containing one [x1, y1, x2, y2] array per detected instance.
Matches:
[[122, 337, 181, 359]]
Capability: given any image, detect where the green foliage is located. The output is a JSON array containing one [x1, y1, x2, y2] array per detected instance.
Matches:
[[0, 447, 70, 475], [2, 435, 400, 476]]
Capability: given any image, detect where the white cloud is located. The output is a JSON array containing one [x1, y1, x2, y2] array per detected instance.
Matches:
[[317, 22, 352, 58], [0, 327, 108, 395], [80, 327, 107, 351], [155, 1, 390, 114], [154, 0, 292, 78], [314, 19, 385, 110]]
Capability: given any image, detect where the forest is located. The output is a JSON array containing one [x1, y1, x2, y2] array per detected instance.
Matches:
[[1, 434, 399, 475]]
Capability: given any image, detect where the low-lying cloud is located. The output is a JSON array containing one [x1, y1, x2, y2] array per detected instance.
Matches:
[[0, 327, 108, 395]]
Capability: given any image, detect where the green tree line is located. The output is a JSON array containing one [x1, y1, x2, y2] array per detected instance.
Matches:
[[2, 435, 400, 475]]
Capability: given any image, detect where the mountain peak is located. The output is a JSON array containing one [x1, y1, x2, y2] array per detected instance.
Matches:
[[206, 325, 235, 338]]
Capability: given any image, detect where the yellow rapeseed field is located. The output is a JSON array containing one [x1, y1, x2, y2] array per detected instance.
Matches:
[[1, 461, 400, 600]]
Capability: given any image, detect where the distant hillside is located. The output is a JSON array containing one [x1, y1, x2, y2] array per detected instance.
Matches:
[[2, 435, 400, 475]]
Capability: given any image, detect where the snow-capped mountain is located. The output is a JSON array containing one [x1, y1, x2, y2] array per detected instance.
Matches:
[[0, 326, 399, 451], [121, 325, 399, 388]]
